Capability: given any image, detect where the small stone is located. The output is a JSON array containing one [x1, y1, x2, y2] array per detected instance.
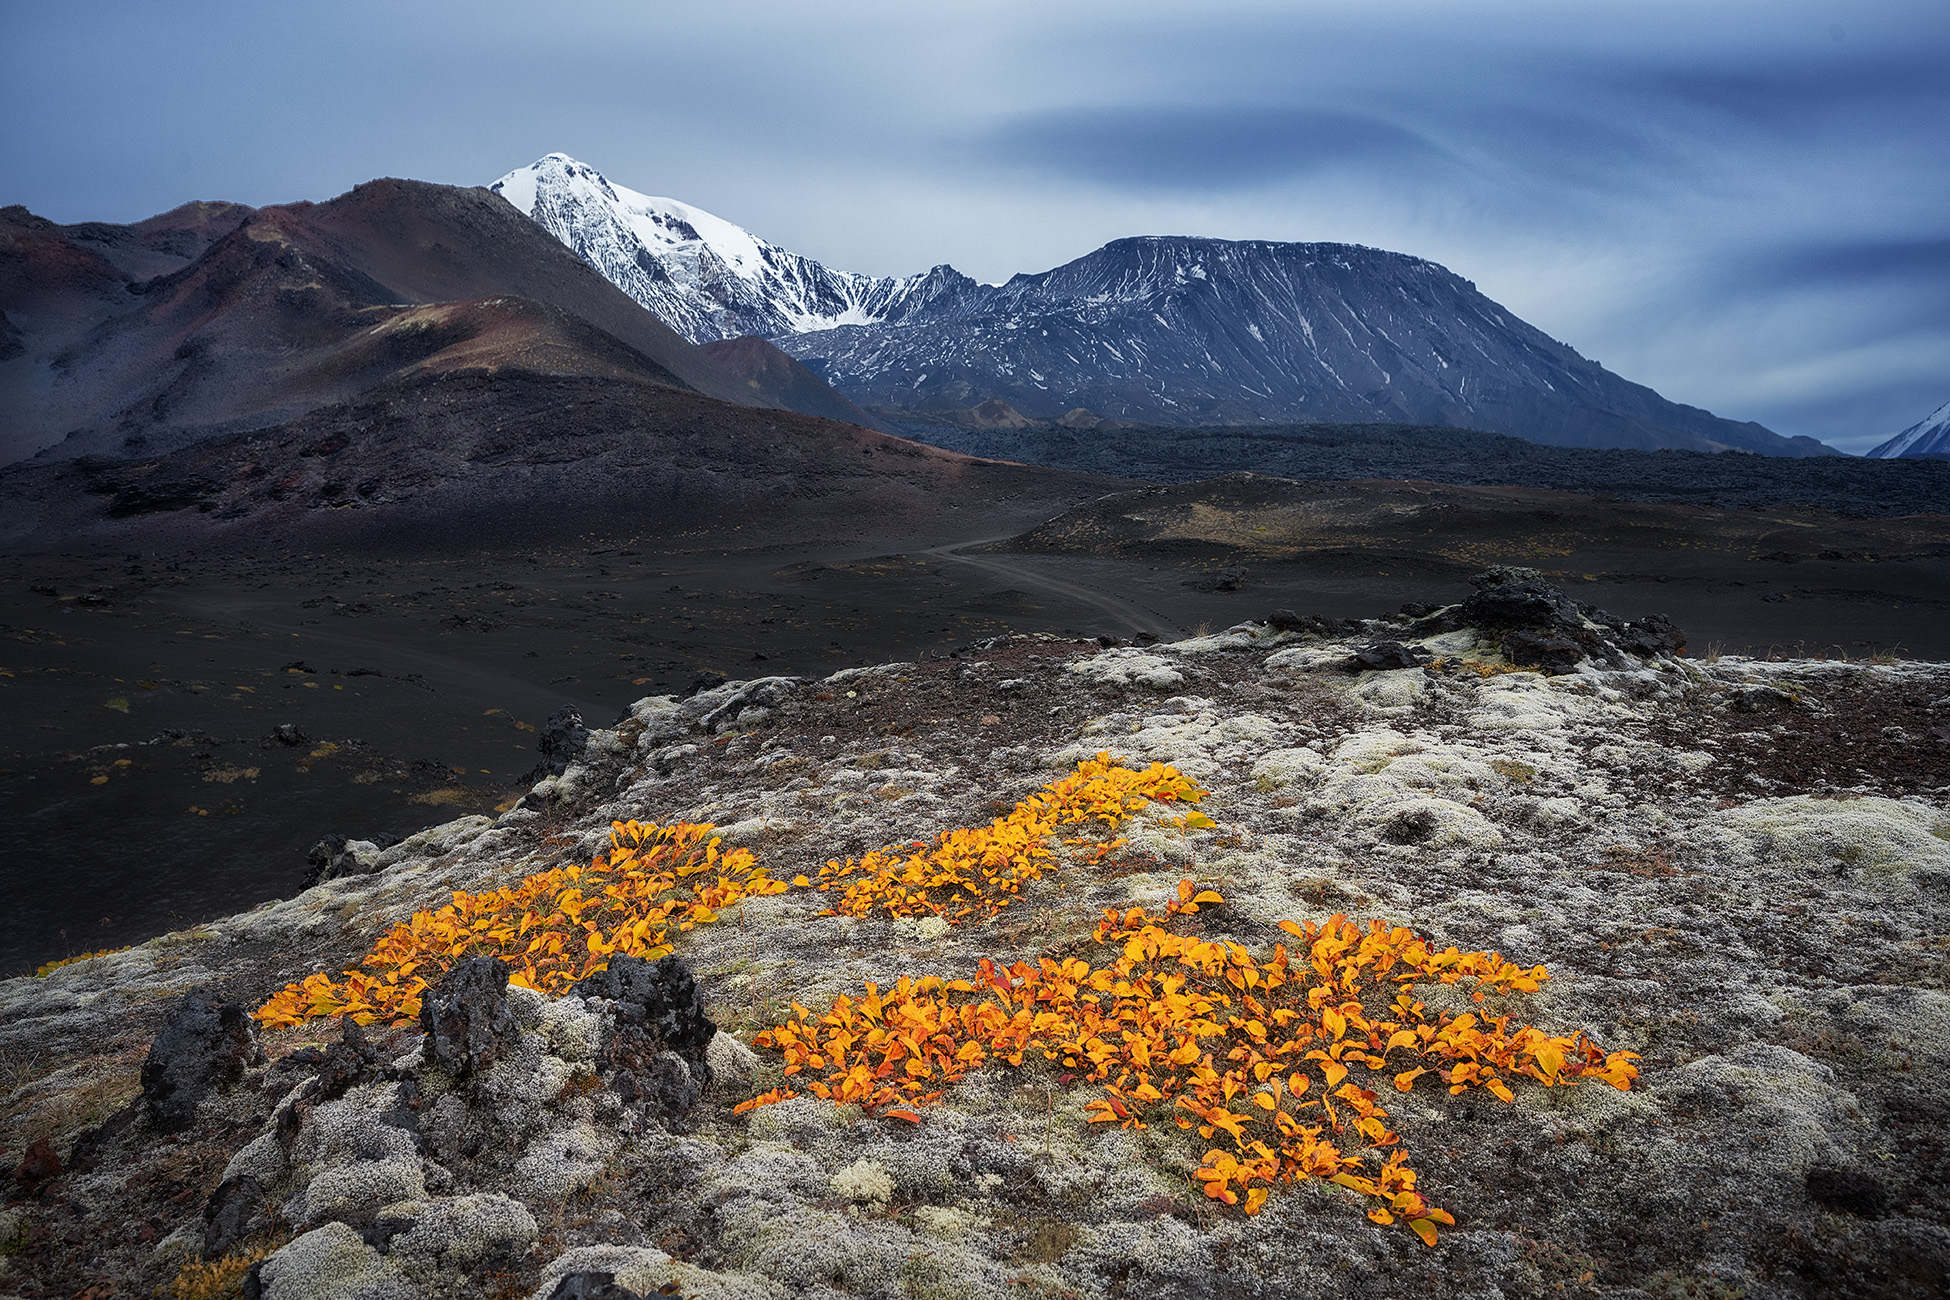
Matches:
[[13, 1138, 60, 1194], [204, 1174, 266, 1257], [547, 1273, 643, 1300]]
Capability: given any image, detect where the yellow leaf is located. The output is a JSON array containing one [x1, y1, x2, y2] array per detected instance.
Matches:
[[1408, 1217, 1440, 1247]]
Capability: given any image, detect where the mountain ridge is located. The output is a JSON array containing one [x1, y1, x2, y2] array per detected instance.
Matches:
[[0, 179, 886, 466], [495, 153, 1835, 458]]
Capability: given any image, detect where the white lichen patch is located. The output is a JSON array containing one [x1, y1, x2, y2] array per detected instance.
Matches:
[[828, 1157, 896, 1205], [1065, 649, 1186, 691], [1715, 795, 1950, 879]]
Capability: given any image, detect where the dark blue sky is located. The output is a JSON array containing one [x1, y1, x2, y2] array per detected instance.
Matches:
[[5, 0, 1944, 452]]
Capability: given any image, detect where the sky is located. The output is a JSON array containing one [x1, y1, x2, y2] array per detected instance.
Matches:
[[4, 0, 1945, 453]]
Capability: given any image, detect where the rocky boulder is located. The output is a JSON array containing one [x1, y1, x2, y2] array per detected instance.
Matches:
[[138, 996, 261, 1131]]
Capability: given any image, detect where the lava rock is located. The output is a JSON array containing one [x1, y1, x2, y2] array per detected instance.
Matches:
[[303, 834, 351, 887], [273, 723, 306, 746], [696, 676, 801, 732], [548, 1274, 643, 1300], [1501, 628, 1594, 677], [313, 1018, 390, 1102], [420, 957, 522, 1077], [1418, 566, 1687, 675], [301, 834, 393, 887], [1805, 1166, 1887, 1218], [203, 1174, 266, 1256], [1594, 609, 1685, 658], [1345, 641, 1432, 672], [13, 1138, 60, 1195], [1730, 684, 1803, 713], [576, 955, 716, 1119], [574, 955, 715, 1053], [139, 996, 260, 1131], [684, 671, 729, 698], [523, 706, 590, 783]]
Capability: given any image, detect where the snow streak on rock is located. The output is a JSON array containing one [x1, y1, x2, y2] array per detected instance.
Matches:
[[1866, 397, 1950, 459]]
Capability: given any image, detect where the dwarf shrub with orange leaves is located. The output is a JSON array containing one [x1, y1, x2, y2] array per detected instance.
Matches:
[[806, 751, 1207, 923], [737, 885, 1638, 1246], [255, 821, 784, 1027]]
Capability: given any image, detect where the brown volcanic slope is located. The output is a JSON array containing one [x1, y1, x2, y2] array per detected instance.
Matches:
[[700, 334, 889, 431], [0, 369, 1125, 552], [0, 182, 876, 465]]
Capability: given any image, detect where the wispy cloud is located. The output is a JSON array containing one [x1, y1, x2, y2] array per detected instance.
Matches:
[[981, 105, 1458, 193]]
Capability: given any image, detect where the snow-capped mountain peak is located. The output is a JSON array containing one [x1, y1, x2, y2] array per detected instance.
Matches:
[[490, 154, 1831, 456], [1865, 398, 1950, 459], [490, 153, 923, 342]]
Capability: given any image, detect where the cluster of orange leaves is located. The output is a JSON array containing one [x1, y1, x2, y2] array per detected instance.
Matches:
[[805, 751, 1208, 923], [34, 945, 130, 978], [253, 755, 1186, 1029], [254, 821, 784, 1027], [736, 890, 1638, 1246]]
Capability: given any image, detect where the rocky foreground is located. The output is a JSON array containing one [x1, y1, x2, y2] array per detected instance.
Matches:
[[2, 570, 1945, 1300]]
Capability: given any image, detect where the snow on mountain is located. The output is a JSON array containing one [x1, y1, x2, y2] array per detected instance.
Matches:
[[783, 236, 1833, 456], [492, 154, 1833, 457], [1865, 399, 1950, 459], [491, 154, 937, 343]]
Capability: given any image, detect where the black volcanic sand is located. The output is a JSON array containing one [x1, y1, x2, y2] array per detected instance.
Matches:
[[6, 476, 1949, 975], [0, 532, 1179, 975]]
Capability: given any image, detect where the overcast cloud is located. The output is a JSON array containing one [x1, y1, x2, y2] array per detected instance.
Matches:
[[4, 0, 1943, 451]]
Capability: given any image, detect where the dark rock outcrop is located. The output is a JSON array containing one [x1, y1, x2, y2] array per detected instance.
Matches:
[[1413, 566, 1686, 675], [1346, 641, 1432, 672], [420, 957, 522, 1076], [301, 831, 399, 887], [203, 1174, 266, 1256], [138, 996, 260, 1130], [575, 955, 716, 1119], [524, 706, 590, 784]]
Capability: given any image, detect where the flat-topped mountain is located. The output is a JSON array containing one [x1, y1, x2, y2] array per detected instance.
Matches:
[[497, 153, 1835, 457]]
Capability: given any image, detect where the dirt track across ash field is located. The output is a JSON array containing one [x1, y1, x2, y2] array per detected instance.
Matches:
[[4, 483, 1946, 975]]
